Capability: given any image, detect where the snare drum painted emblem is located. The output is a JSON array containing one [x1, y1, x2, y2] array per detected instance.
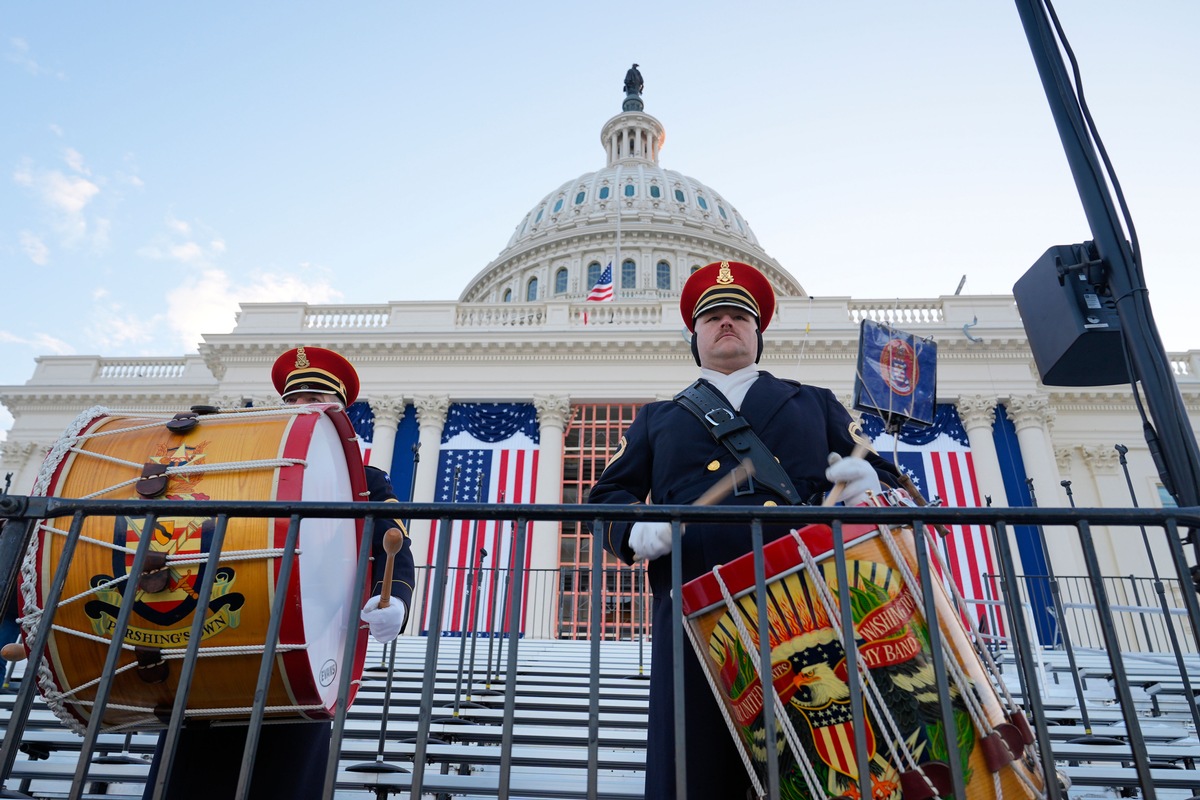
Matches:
[[83, 439, 246, 646], [706, 557, 972, 800]]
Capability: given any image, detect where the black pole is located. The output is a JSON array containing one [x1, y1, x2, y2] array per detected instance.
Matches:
[[442, 471, 486, 719], [1115, 443, 1200, 734], [1026, 479, 1118, 743], [348, 441, 421, 778], [1012, 0, 1200, 520]]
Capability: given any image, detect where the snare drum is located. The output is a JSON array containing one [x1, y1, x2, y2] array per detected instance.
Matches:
[[680, 491, 1045, 800], [17, 404, 369, 732]]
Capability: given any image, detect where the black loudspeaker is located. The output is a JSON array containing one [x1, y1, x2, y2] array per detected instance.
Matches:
[[1013, 242, 1130, 387]]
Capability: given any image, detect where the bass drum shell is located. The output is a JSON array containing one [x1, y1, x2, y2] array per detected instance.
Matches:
[[19, 405, 369, 731]]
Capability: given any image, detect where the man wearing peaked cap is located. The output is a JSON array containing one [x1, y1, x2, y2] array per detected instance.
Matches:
[[589, 260, 900, 799], [144, 345, 414, 800], [271, 345, 361, 407]]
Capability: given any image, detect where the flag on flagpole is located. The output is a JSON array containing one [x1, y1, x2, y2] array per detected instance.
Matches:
[[586, 262, 614, 302], [583, 262, 613, 324]]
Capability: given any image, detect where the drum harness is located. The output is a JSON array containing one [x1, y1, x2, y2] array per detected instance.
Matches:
[[674, 380, 804, 506]]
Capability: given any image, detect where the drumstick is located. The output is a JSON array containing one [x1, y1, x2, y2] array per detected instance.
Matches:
[[694, 457, 756, 508], [1, 642, 26, 662], [631, 459, 756, 562], [376, 526, 405, 609], [822, 443, 871, 507]]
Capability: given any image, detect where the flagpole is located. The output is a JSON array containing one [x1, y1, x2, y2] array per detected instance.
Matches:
[[614, 166, 621, 301], [614, 201, 624, 302]]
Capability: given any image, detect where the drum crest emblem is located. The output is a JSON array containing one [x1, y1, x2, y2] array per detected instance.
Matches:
[[706, 555, 975, 799], [84, 440, 246, 646]]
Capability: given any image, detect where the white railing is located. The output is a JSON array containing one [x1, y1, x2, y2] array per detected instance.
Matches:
[[303, 306, 391, 329], [456, 304, 547, 327], [572, 303, 663, 326], [848, 300, 945, 325], [97, 359, 188, 380]]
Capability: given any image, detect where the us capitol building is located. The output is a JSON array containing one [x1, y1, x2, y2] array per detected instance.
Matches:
[[3, 77, 1198, 640]]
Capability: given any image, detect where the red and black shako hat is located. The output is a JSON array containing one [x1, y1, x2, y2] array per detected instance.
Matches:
[[271, 346, 361, 407], [679, 260, 776, 333]]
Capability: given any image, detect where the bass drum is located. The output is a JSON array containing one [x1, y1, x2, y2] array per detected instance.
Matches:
[[680, 490, 1047, 800], [17, 404, 369, 732]]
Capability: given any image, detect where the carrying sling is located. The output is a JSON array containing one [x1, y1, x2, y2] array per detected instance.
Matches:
[[674, 380, 803, 505]]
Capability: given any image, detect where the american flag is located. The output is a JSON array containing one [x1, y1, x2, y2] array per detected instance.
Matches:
[[347, 401, 374, 466], [863, 406, 1004, 638], [585, 262, 614, 302], [423, 403, 540, 636]]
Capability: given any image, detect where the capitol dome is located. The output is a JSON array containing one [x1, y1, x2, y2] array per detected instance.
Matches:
[[459, 81, 804, 304]]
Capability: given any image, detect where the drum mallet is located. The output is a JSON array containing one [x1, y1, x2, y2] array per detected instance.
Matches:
[[376, 526, 405, 609], [1, 642, 25, 662]]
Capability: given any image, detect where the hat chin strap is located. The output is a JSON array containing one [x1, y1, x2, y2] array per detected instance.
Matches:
[[689, 329, 764, 367]]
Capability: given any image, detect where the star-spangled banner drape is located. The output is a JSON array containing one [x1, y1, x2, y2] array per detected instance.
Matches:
[[423, 403, 540, 636], [861, 404, 1004, 638], [347, 401, 374, 466]]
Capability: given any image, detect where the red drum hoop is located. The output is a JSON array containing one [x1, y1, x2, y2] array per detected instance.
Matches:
[[17, 404, 370, 732], [681, 490, 1046, 800]]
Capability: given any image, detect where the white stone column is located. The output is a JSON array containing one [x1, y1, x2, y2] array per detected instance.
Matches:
[[367, 396, 406, 475], [405, 395, 449, 633], [528, 395, 571, 635], [956, 395, 1027, 576], [956, 396, 1006, 506], [1008, 394, 1081, 574], [1078, 443, 1143, 566], [409, 395, 450, 567]]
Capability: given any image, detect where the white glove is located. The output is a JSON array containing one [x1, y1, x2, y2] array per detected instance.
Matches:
[[360, 595, 406, 643], [629, 521, 674, 561], [825, 454, 881, 506]]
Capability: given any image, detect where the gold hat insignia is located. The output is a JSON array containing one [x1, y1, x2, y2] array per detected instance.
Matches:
[[716, 262, 734, 285], [295, 347, 310, 369]]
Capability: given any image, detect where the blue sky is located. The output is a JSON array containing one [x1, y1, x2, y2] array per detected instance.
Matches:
[[3, 2, 1197, 439]]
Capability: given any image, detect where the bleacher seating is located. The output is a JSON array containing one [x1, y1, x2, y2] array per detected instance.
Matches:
[[4, 635, 1200, 798]]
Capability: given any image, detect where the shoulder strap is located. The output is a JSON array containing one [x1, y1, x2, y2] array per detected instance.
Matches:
[[674, 380, 803, 505]]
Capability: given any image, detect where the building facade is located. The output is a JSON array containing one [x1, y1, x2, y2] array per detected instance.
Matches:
[[3, 87, 1199, 640]]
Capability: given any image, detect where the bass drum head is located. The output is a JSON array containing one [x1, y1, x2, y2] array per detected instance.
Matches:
[[290, 410, 361, 712]]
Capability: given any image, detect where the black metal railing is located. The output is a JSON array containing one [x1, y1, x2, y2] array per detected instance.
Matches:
[[2, 494, 1200, 799]]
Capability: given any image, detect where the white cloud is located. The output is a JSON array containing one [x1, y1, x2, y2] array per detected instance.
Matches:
[[168, 241, 204, 263], [42, 170, 99, 214], [6, 37, 65, 79], [19, 231, 49, 265], [12, 155, 102, 248], [64, 147, 90, 175], [164, 268, 343, 351], [0, 330, 75, 355], [139, 216, 222, 265], [81, 298, 160, 350]]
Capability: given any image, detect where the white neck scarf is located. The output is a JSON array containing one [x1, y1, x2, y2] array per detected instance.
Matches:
[[699, 364, 760, 411]]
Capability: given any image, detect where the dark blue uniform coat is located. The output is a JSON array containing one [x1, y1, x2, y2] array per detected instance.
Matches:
[[588, 373, 899, 800], [144, 465, 415, 800]]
